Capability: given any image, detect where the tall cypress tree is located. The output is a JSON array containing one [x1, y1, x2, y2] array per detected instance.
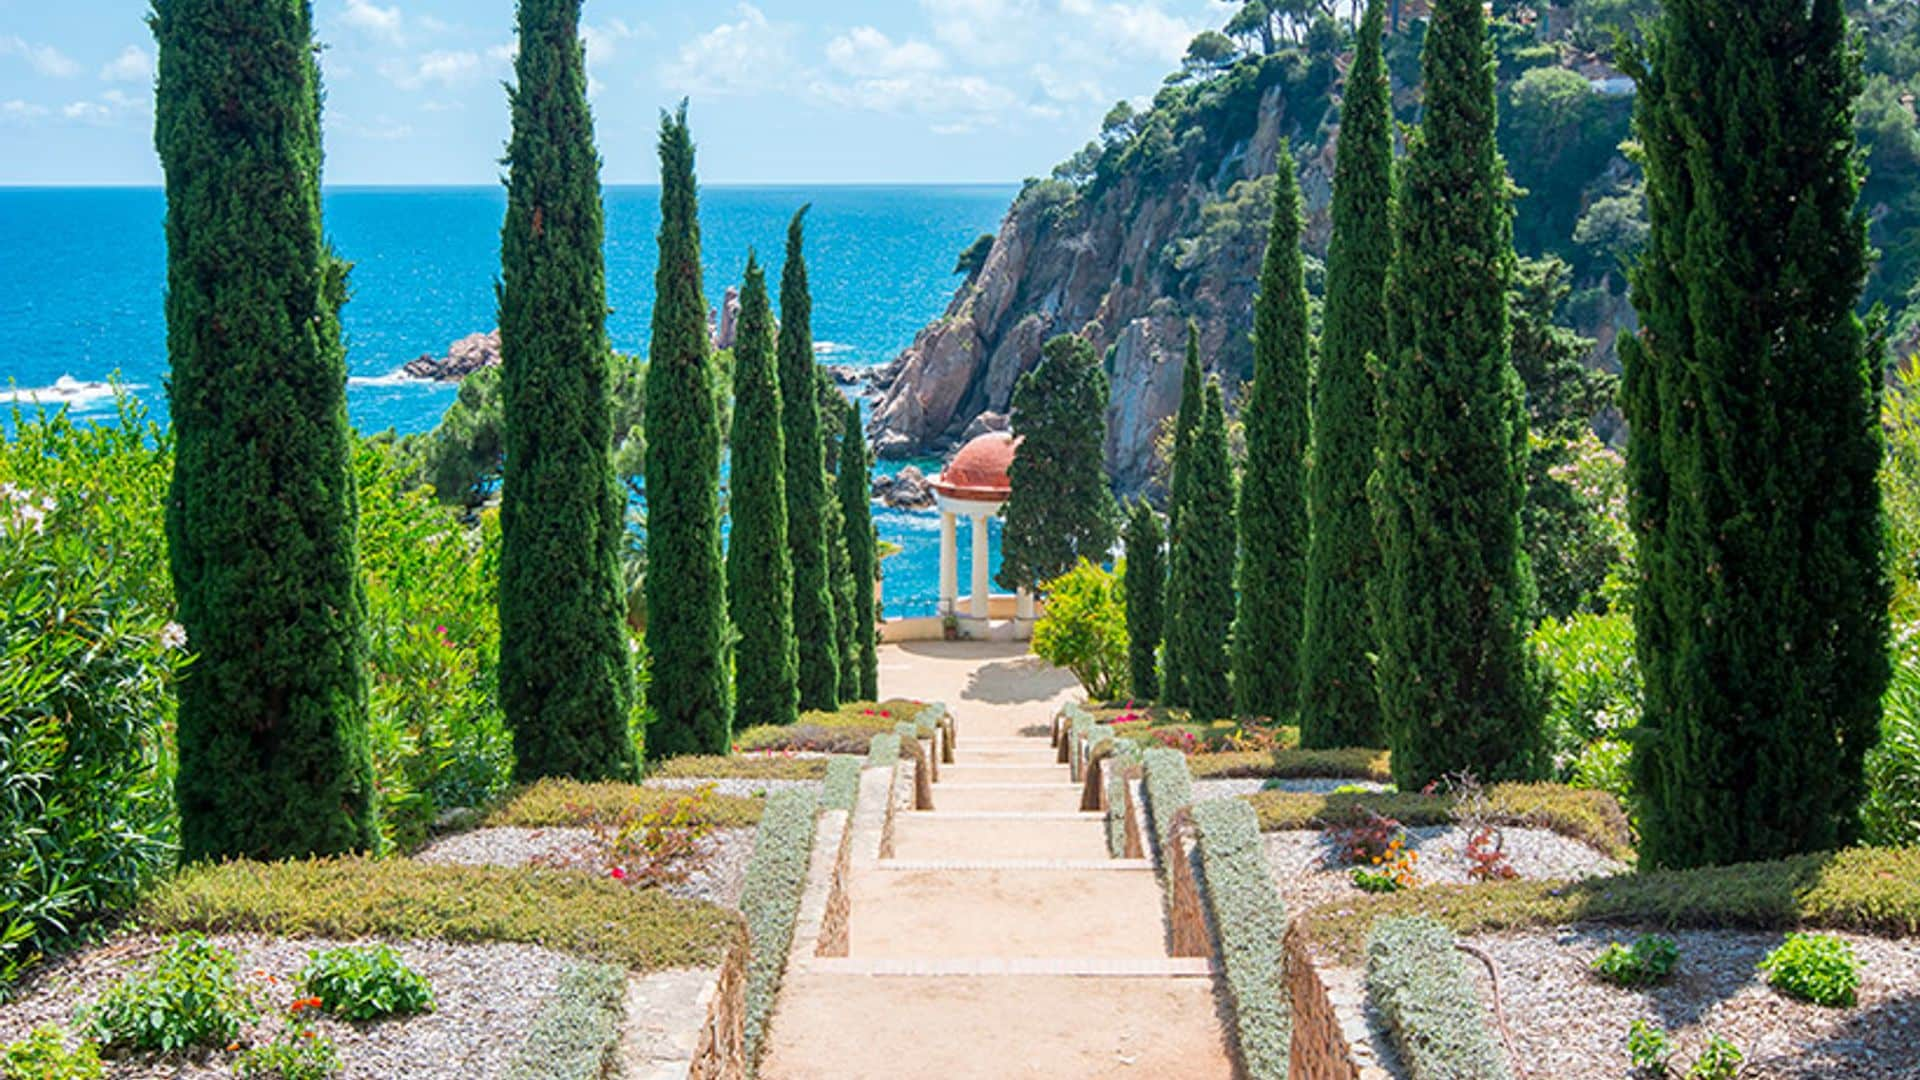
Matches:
[[1124, 500, 1166, 701], [1372, 0, 1541, 789], [779, 208, 840, 710], [838, 398, 881, 701], [496, 0, 633, 782], [1161, 323, 1206, 707], [1299, 0, 1390, 750], [156, 0, 375, 860], [1000, 334, 1119, 591], [1233, 149, 1312, 722], [826, 477, 859, 696], [644, 104, 730, 759], [726, 256, 798, 731], [1174, 381, 1238, 722], [1624, 0, 1887, 868]]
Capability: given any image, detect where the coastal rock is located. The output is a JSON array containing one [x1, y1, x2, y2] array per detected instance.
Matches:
[[958, 411, 1010, 444], [712, 286, 741, 351], [404, 330, 501, 381], [871, 465, 936, 511]]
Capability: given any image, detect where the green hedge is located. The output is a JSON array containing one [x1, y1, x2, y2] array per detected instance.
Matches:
[[1192, 798, 1290, 1078], [739, 786, 820, 1067], [1365, 917, 1512, 1080], [501, 963, 626, 1080], [821, 755, 862, 812], [1142, 748, 1195, 855]]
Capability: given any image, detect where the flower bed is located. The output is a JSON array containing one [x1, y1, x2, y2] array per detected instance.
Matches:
[[484, 779, 764, 831], [733, 700, 928, 754], [1188, 747, 1392, 782], [647, 755, 831, 782], [1243, 783, 1634, 862]]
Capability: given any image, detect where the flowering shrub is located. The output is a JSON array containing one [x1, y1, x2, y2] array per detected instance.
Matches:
[[1331, 808, 1406, 866], [1531, 611, 1640, 809], [232, 998, 340, 1080], [1350, 836, 1419, 893], [1152, 728, 1200, 753]]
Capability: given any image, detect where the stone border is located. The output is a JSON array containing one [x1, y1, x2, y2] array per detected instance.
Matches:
[[618, 943, 749, 1080], [1284, 927, 1369, 1080]]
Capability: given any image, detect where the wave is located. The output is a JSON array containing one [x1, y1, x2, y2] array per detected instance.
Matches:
[[0, 376, 138, 412], [348, 369, 431, 388], [813, 341, 856, 356]]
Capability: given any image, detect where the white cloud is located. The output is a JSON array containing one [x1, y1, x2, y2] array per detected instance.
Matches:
[[0, 99, 50, 124], [1096, 2, 1201, 63], [342, 0, 406, 45], [99, 46, 153, 83], [382, 50, 480, 90], [659, 5, 797, 96], [826, 27, 945, 78], [0, 36, 81, 78], [582, 18, 647, 66], [58, 90, 144, 125], [335, 113, 414, 141]]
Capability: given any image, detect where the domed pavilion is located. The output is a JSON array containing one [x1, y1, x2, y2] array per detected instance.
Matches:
[[931, 431, 1037, 638]]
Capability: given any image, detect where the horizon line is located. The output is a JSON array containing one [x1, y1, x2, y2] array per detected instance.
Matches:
[[0, 180, 1024, 191]]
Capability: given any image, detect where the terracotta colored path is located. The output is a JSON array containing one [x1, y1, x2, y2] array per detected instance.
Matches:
[[756, 642, 1237, 1079]]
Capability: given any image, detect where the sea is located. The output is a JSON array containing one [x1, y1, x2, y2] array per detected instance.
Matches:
[[0, 184, 1017, 618]]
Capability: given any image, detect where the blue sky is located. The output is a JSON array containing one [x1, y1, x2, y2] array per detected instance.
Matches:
[[0, 0, 1234, 185]]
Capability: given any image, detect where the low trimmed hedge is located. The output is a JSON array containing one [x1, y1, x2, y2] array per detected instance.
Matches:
[[144, 859, 743, 972], [1366, 917, 1512, 1080], [735, 700, 927, 753], [1189, 747, 1392, 782], [487, 779, 764, 831], [739, 787, 820, 1067], [821, 755, 863, 812], [865, 732, 901, 769], [501, 963, 626, 1080], [1191, 798, 1290, 1078], [1303, 847, 1920, 964], [1142, 748, 1195, 854], [1242, 783, 1633, 861], [1106, 768, 1130, 858], [648, 756, 831, 782]]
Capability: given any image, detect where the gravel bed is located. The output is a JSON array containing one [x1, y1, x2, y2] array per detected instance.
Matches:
[[643, 776, 822, 798], [414, 825, 758, 908], [0, 933, 574, 1079], [1461, 927, 1920, 1079], [1193, 777, 1391, 800], [1262, 825, 1626, 914]]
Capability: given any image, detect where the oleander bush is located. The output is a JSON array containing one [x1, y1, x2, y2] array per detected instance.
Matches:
[[739, 787, 820, 1066], [500, 963, 626, 1080], [1863, 628, 1920, 848], [1531, 611, 1640, 806], [300, 943, 436, 1021], [821, 755, 863, 811], [1190, 798, 1289, 1078], [1589, 934, 1679, 987], [1243, 783, 1634, 861], [0, 1026, 103, 1080], [1757, 932, 1860, 1007], [82, 934, 257, 1054], [485, 779, 763, 831], [1365, 917, 1513, 1080]]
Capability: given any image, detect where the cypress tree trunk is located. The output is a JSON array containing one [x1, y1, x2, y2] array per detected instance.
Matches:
[[155, 0, 376, 860], [1233, 149, 1312, 722], [497, 0, 634, 781], [726, 256, 799, 731], [1372, 0, 1541, 789], [1625, 0, 1887, 868], [644, 105, 731, 759], [838, 398, 880, 701], [1175, 381, 1238, 722], [1161, 324, 1206, 707], [1124, 500, 1166, 701], [999, 334, 1119, 592], [1299, 0, 1390, 750], [779, 209, 840, 710]]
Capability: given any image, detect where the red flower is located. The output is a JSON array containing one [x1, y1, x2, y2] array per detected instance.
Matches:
[[609, 866, 628, 880]]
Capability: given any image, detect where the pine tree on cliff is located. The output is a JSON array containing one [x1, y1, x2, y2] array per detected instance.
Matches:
[[1173, 380, 1237, 722], [155, 0, 376, 859], [1624, 0, 1887, 869], [496, 0, 634, 781], [999, 334, 1119, 592], [779, 208, 840, 710], [726, 255, 798, 731], [1124, 499, 1166, 701], [644, 104, 731, 758], [1232, 148, 1312, 722], [1160, 323, 1206, 706], [1371, 0, 1541, 789], [1300, 0, 1390, 750], [838, 397, 881, 701]]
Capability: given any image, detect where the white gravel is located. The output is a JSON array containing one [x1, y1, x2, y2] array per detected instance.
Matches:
[[413, 825, 758, 908], [0, 934, 575, 1079], [1193, 777, 1392, 800], [1262, 825, 1626, 914]]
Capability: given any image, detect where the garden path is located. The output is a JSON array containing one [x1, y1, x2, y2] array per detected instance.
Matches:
[[756, 642, 1237, 1079]]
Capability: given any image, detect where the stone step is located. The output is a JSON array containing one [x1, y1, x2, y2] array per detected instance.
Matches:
[[876, 858, 1149, 872], [887, 815, 1111, 860], [845, 867, 1170, 958], [938, 765, 1065, 785], [932, 785, 1086, 814], [797, 957, 1216, 977]]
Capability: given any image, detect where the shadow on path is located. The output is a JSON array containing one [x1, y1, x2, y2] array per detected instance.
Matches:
[[962, 657, 1079, 705]]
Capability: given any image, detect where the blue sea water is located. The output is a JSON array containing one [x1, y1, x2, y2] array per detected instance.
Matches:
[[0, 184, 1016, 618]]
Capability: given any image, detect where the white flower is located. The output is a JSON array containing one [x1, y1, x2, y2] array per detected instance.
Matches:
[[160, 622, 188, 650]]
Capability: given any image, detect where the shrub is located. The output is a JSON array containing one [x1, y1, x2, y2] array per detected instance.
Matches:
[[1330, 808, 1405, 865], [300, 943, 435, 1021], [232, 1010, 341, 1080], [82, 934, 256, 1054], [1365, 917, 1512, 1080], [1531, 611, 1640, 802], [0, 1026, 103, 1080], [501, 963, 626, 1080], [734, 700, 924, 753], [1190, 799, 1289, 1078], [739, 787, 820, 1066], [1757, 933, 1860, 1007], [1589, 935, 1679, 988], [1625, 1018, 1671, 1077], [1031, 560, 1130, 700], [1863, 626, 1920, 848]]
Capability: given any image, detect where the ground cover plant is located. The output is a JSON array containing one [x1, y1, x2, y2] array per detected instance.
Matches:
[[1589, 934, 1679, 987], [81, 934, 256, 1054], [739, 788, 819, 1067], [733, 699, 926, 754], [1625, 1020, 1744, 1080], [300, 944, 435, 1021], [647, 754, 830, 782], [1189, 747, 1390, 782], [500, 963, 626, 1080], [1243, 783, 1634, 861], [1189, 798, 1289, 1078], [1757, 932, 1860, 1007], [0, 1025, 103, 1079], [485, 778, 762, 831], [1365, 917, 1513, 1080]]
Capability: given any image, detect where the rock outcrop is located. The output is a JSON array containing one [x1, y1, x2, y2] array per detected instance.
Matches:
[[404, 330, 501, 381], [871, 465, 936, 510]]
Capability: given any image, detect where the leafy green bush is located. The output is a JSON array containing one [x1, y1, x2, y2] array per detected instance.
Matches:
[[1863, 625, 1920, 847], [1031, 560, 1130, 700], [1687, 1036, 1744, 1080], [300, 944, 435, 1021], [0, 1026, 103, 1080], [1365, 917, 1513, 1080], [1190, 798, 1289, 1079], [1625, 1018, 1671, 1076], [501, 963, 625, 1080], [1757, 933, 1860, 1007], [1589, 934, 1679, 987], [739, 787, 820, 1066], [232, 1020, 341, 1080], [1531, 612, 1640, 804], [82, 935, 256, 1054]]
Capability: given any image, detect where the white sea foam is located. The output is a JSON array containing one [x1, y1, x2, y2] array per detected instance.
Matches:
[[813, 341, 855, 356], [0, 376, 134, 412], [348, 369, 428, 388]]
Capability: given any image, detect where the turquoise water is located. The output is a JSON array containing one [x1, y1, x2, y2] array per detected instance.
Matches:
[[0, 185, 1015, 617]]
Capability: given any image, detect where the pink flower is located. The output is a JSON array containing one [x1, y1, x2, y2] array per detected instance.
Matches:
[[609, 866, 627, 880]]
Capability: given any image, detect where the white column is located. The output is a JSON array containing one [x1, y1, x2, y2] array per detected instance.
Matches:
[[938, 510, 957, 615], [970, 513, 991, 620], [1016, 586, 1035, 621]]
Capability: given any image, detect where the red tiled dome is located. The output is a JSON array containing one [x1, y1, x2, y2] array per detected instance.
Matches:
[[932, 432, 1018, 500]]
